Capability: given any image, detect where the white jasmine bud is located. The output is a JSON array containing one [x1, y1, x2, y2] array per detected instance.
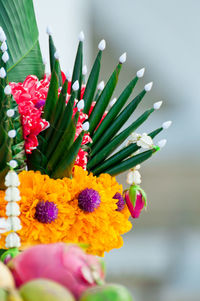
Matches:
[[144, 82, 153, 92], [119, 52, 127, 64], [5, 232, 21, 248], [42, 57, 47, 65], [97, 81, 104, 91], [6, 202, 20, 216], [110, 97, 117, 107], [82, 121, 90, 131], [46, 25, 52, 35], [1, 41, 7, 52], [78, 31, 85, 42], [153, 101, 163, 110], [0, 67, 6, 78], [136, 67, 145, 78], [2, 51, 9, 63], [5, 171, 20, 187], [0, 29, 6, 42], [98, 39, 106, 51], [4, 85, 12, 95], [157, 139, 167, 148], [54, 51, 59, 60], [162, 120, 172, 129], [77, 99, 85, 111], [65, 69, 72, 81], [82, 65, 87, 75], [72, 80, 79, 91], [8, 129, 17, 138]]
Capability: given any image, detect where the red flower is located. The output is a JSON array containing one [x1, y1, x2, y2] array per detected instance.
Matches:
[[10, 75, 91, 170]]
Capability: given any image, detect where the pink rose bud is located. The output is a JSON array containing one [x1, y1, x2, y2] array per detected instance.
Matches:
[[124, 185, 147, 219]]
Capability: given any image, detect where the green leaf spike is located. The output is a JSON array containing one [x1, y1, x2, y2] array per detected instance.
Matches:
[[88, 53, 126, 135], [88, 107, 155, 170]]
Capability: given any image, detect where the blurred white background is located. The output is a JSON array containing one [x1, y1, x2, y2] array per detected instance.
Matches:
[[34, 1, 200, 300]]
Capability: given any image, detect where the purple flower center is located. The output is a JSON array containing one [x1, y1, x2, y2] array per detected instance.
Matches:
[[35, 99, 46, 109], [113, 192, 125, 211], [35, 201, 58, 223], [78, 188, 101, 212]]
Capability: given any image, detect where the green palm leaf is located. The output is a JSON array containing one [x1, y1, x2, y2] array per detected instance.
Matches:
[[0, 0, 44, 82]]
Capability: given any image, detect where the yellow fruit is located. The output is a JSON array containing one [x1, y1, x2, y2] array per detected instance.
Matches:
[[7, 289, 23, 301], [19, 279, 75, 301], [0, 262, 15, 290]]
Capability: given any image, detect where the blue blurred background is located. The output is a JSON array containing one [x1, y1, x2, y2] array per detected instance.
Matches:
[[34, 1, 200, 300]]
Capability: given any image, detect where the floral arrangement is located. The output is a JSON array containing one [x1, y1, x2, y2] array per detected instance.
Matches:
[[0, 1, 171, 300]]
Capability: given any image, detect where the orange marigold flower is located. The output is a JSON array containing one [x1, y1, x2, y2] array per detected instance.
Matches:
[[0, 166, 132, 256]]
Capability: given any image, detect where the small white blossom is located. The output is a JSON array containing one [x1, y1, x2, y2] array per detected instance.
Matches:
[[126, 170, 141, 185], [77, 99, 84, 111], [8, 160, 18, 169], [5, 232, 21, 248], [119, 52, 127, 64], [0, 67, 6, 78], [72, 80, 79, 91], [2, 51, 9, 63], [82, 121, 90, 131], [4, 85, 12, 95], [137, 133, 153, 149], [1, 41, 7, 52], [8, 129, 17, 138]]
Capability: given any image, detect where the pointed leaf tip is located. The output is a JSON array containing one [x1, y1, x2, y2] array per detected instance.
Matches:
[[162, 120, 172, 129], [98, 39, 106, 51], [137, 67, 145, 78], [82, 65, 87, 75], [72, 80, 79, 91], [153, 101, 163, 110], [46, 25, 52, 35], [157, 139, 167, 148], [97, 81, 105, 90], [144, 82, 153, 91], [119, 52, 127, 64], [78, 31, 85, 42]]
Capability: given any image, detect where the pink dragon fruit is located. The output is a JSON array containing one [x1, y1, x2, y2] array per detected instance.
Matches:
[[124, 185, 147, 218], [8, 243, 105, 300]]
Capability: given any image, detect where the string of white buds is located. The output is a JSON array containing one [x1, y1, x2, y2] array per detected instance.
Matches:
[[4, 170, 22, 248], [72, 80, 79, 91], [0, 67, 6, 78], [2, 51, 9, 63]]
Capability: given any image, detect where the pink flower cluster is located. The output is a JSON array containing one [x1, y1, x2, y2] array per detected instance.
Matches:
[[10, 74, 91, 170]]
